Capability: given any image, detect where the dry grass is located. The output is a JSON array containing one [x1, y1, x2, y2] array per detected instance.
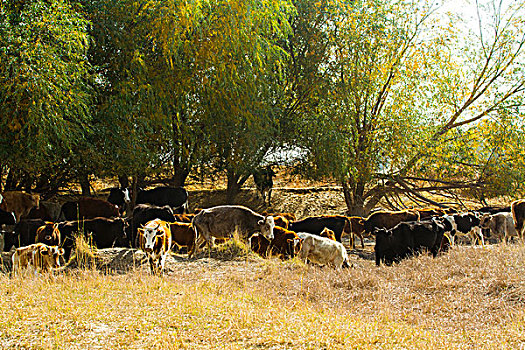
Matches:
[[0, 244, 524, 349]]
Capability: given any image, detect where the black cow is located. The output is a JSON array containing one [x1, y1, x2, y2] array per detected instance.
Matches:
[[136, 186, 188, 214], [477, 206, 511, 214], [0, 207, 16, 226], [288, 215, 351, 243], [43, 217, 129, 261], [4, 219, 46, 251], [375, 218, 449, 266], [107, 187, 131, 215], [129, 204, 176, 248], [253, 166, 276, 206]]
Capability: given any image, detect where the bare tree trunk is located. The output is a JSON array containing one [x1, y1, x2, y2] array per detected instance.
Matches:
[[226, 171, 241, 204], [79, 174, 91, 196], [342, 180, 366, 216]]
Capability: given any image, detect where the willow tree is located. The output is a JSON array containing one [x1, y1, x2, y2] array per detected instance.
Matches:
[[0, 0, 92, 193], [297, 0, 525, 215]]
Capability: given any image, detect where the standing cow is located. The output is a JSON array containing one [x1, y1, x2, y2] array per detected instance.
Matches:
[[480, 212, 518, 243], [136, 186, 188, 214], [253, 166, 276, 206], [60, 197, 120, 221], [191, 205, 275, 257], [296, 232, 350, 269], [511, 199, 525, 242], [0, 191, 40, 222], [138, 219, 172, 274], [288, 215, 351, 243]]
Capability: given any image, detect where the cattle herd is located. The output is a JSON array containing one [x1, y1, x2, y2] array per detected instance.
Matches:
[[0, 186, 524, 275]]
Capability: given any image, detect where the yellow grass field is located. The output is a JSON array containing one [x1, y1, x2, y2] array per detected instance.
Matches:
[[0, 242, 524, 349]]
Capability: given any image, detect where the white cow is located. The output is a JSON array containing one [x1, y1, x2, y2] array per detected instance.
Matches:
[[296, 232, 350, 269]]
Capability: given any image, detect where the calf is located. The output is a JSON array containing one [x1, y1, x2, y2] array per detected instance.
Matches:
[[296, 232, 350, 268], [348, 216, 366, 249], [446, 212, 484, 245], [191, 205, 275, 257], [138, 219, 172, 274], [288, 215, 351, 243], [168, 221, 195, 256], [374, 218, 448, 266], [12, 243, 64, 274], [251, 226, 302, 260], [480, 212, 518, 243], [511, 199, 525, 242]]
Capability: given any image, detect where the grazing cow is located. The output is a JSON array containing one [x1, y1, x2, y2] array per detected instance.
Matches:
[[374, 218, 449, 266], [107, 187, 131, 215], [129, 204, 176, 248], [348, 216, 366, 249], [168, 222, 196, 256], [136, 186, 188, 214], [251, 226, 302, 260], [253, 166, 276, 206], [138, 219, 172, 274], [42, 217, 129, 261], [511, 200, 525, 242], [4, 219, 46, 252], [191, 205, 275, 257], [480, 212, 518, 243], [296, 232, 350, 268], [12, 243, 65, 274], [0, 191, 40, 222], [60, 197, 120, 221], [0, 207, 16, 226], [364, 209, 420, 235], [445, 212, 484, 245], [288, 215, 351, 243], [26, 201, 62, 222]]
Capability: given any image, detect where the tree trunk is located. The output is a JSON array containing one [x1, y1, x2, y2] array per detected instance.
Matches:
[[342, 180, 366, 217], [226, 170, 242, 204], [79, 173, 91, 196], [171, 166, 189, 187], [4, 168, 18, 190]]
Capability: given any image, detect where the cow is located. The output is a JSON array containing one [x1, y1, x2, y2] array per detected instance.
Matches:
[[480, 212, 518, 243], [136, 186, 188, 214], [444, 212, 484, 245], [4, 219, 46, 252], [173, 213, 194, 223], [12, 243, 65, 275], [0, 191, 40, 222], [60, 197, 120, 221], [250, 226, 302, 260], [107, 187, 131, 215], [348, 216, 366, 249], [34, 222, 61, 246], [478, 205, 511, 214], [0, 207, 16, 226], [129, 204, 176, 248], [264, 212, 297, 221], [26, 201, 63, 221], [363, 209, 420, 235], [137, 218, 172, 274], [272, 215, 290, 229], [288, 215, 351, 243], [296, 232, 350, 268], [39, 217, 129, 261], [168, 221, 196, 256], [374, 217, 449, 266], [191, 205, 275, 257], [511, 199, 525, 242], [319, 227, 336, 240], [253, 166, 276, 206], [414, 208, 449, 220]]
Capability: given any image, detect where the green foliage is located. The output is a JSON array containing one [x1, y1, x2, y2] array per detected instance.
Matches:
[[0, 0, 92, 174]]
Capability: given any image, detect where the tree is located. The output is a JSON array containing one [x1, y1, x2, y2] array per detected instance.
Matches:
[[296, 0, 525, 215], [0, 0, 93, 193]]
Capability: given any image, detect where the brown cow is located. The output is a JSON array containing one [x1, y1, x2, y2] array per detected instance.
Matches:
[[511, 200, 525, 242], [348, 216, 366, 249], [414, 208, 448, 220], [60, 197, 120, 221], [168, 221, 196, 256], [363, 209, 420, 235], [265, 212, 296, 222], [319, 227, 336, 240], [173, 213, 195, 223], [35, 222, 61, 246], [273, 216, 290, 229], [251, 226, 302, 260], [0, 191, 40, 222], [12, 243, 64, 274]]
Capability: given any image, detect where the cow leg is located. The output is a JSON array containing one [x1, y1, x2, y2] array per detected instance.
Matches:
[[267, 188, 272, 206]]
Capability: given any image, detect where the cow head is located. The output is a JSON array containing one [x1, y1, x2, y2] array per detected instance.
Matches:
[[138, 221, 166, 253], [38, 245, 65, 269], [258, 216, 275, 240], [479, 213, 492, 229], [36, 223, 61, 246]]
